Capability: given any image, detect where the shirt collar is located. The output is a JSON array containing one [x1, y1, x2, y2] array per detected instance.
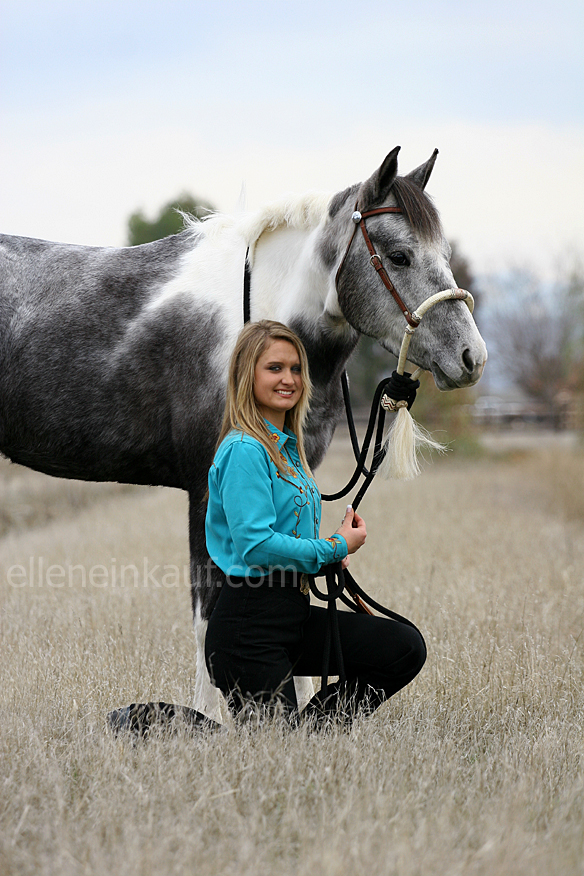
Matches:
[[263, 418, 297, 449]]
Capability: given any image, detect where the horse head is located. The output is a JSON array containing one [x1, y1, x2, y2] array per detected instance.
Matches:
[[328, 147, 487, 390]]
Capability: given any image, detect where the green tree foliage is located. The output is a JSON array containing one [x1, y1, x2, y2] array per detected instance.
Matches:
[[127, 193, 215, 246], [449, 242, 478, 310]]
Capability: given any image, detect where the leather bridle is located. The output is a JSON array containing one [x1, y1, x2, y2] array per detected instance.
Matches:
[[334, 204, 421, 328]]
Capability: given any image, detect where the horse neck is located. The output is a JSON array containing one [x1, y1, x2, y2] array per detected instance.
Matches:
[[250, 221, 359, 384]]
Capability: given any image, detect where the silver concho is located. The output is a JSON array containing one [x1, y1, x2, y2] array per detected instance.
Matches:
[[351, 211, 362, 224]]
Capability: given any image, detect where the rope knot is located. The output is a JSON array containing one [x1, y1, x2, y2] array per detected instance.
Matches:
[[381, 395, 408, 412], [381, 370, 421, 412]]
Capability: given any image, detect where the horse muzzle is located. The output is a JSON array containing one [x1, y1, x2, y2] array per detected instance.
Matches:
[[431, 353, 486, 391]]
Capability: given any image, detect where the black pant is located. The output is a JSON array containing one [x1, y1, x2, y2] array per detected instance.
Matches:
[[205, 577, 426, 722]]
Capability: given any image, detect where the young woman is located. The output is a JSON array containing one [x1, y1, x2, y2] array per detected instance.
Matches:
[[204, 320, 426, 725]]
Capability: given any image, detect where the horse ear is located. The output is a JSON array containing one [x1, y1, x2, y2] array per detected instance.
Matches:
[[405, 149, 439, 190], [358, 146, 400, 208]]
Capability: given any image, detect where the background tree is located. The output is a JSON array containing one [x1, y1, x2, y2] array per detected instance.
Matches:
[[488, 258, 584, 427], [450, 241, 479, 310], [127, 193, 214, 246]]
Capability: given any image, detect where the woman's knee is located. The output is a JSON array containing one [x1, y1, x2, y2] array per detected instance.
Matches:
[[409, 626, 427, 676], [380, 621, 427, 682]]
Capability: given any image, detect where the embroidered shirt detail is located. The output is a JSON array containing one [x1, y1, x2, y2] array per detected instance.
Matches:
[[325, 535, 344, 560], [278, 451, 297, 477]]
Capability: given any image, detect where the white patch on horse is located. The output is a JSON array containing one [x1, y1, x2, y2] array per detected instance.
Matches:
[[147, 192, 334, 322], [193, 611, 227, 724]]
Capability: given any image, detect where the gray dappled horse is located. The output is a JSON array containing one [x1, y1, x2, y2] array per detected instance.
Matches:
[[0, 147, 487, 717]]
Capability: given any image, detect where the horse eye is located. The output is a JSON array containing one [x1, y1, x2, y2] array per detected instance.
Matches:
[[389, 251, 410, 267]]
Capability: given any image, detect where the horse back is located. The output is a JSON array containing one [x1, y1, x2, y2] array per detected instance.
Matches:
[[0, 231, 192, 315], [0, 231, 226, 489]]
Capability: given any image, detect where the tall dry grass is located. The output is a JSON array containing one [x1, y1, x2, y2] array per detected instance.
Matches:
[[1, 436, 584, 875]]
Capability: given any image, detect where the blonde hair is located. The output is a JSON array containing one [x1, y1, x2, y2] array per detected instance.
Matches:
[[216, 320, 313, 476]]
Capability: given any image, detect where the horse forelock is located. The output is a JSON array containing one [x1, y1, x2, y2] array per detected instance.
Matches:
[[390, 177, 443, 243]]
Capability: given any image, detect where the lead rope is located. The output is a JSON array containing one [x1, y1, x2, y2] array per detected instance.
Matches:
[[309, 371, 404, 704], [309, 288, 475, 708]]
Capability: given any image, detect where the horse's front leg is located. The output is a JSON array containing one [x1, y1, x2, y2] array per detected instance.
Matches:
[[188, 493, 228, 723]]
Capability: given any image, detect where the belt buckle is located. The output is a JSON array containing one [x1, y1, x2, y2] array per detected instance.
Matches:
[[300, 573, 310, 596]]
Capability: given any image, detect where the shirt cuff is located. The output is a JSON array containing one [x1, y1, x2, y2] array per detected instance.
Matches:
[[323, 534, 348, 561]]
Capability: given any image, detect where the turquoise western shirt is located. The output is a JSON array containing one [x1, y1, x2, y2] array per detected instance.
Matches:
[[205, 421, 348, 577]]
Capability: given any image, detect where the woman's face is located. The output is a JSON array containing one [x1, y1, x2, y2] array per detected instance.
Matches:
[[253, 339, 303, 428]]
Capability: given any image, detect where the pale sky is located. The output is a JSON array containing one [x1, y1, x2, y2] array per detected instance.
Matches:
[[1, 0, 583, 278]]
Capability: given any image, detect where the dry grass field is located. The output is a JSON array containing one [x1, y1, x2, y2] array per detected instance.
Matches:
[[1, 433, 584, 875]]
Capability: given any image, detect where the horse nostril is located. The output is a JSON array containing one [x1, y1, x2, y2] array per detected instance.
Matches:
[[462, 348, 475, 373]]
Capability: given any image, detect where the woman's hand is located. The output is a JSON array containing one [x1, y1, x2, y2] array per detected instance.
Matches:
[[335, 505, 367, 555], [341, 555, 350, 570]]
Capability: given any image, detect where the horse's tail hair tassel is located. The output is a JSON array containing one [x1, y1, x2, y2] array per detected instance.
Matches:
[[378, 406, 448, 480]]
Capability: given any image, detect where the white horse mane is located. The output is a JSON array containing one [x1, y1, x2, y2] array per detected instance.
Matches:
[[183, 191, 333, 256]]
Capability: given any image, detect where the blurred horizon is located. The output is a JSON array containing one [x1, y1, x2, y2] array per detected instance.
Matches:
[[1, 0, 583, 279]]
